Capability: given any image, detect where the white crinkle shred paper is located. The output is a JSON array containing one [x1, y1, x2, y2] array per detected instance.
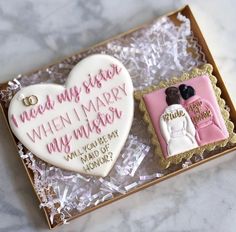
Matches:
[[2, 13, 207, 225], [17, 135, 152, 225]]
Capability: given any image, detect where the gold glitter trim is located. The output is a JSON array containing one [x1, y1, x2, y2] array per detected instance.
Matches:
[[134, 64, 236, 169]]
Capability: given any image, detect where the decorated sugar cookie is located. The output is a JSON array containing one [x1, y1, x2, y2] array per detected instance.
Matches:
[[135, 64, 235, 168], [8, 54, 134, 177]]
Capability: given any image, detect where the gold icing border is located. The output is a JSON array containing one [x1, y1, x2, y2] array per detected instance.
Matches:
[[134, 64, 236, 169]]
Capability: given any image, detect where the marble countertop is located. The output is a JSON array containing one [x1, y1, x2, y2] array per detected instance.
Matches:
[[0, 0, 236, 231]]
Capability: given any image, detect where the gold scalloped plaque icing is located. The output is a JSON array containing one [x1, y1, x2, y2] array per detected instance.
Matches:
[[135, 64, 236, 169]]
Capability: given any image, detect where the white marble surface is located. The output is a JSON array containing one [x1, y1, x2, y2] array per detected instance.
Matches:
[[0, 0, 236, 231]]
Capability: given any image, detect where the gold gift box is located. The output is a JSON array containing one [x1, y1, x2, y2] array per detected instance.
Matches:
[[0, 5, 236, 229]]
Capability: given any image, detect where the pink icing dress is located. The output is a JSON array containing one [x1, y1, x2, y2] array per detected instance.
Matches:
[[184, 95, 225, 146]]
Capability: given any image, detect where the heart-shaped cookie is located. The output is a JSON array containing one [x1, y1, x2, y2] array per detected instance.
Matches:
[[8, 54, 134, 177]]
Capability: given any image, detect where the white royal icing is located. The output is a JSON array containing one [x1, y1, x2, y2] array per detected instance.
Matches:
[[8, 54, 134, 177], [160, 104, 198, 157]]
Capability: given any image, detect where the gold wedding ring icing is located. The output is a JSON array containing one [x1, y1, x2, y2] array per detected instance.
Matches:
[[22, 95, 38, 106]]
